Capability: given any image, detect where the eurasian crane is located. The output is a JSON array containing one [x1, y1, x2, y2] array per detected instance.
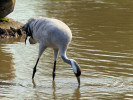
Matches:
[[22, 17, 81, 85]]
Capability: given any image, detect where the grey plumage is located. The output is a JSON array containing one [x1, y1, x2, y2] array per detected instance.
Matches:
[[22, 17, 81, 85]]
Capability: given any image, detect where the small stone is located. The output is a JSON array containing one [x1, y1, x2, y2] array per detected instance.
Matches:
[[10, 27, 17, 33]]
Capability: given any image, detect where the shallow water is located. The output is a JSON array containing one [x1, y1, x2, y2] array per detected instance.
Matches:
[[1, 0, 133, 99]]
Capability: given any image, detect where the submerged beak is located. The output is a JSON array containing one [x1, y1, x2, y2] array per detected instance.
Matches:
[[76, 76, 80, 86]]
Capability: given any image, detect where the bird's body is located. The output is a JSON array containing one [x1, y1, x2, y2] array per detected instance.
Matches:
[[22, 17, 81, 85], [30, 18, 72, 49]]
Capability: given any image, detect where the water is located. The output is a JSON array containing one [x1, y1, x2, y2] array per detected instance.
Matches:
[[0, 0, 133, 99]]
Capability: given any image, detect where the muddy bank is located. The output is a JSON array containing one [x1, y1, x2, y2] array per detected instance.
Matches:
[[0, 17, 25, 39]]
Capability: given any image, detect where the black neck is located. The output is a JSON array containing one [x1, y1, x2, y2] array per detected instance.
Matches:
[[27, 26, 33, 39]]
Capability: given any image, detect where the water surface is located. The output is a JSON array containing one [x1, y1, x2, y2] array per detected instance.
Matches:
[[0, 0, 133, 99]]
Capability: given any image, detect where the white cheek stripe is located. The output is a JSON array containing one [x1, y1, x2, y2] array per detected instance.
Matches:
[[70, 60, 77, 73]]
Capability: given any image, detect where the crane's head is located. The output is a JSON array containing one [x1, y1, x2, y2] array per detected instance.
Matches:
[[21, 18, 36, 45], [70, 59, 81, 85]]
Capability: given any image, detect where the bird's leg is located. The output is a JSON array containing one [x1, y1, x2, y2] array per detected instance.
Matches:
[[53, 60, 56, 81], [52, 49, 58, 81], [32, 58, 40, 79], [32, 44, 46, 79]]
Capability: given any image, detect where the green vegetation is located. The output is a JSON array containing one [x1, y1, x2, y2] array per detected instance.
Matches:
[[0, 18, 9, 22]]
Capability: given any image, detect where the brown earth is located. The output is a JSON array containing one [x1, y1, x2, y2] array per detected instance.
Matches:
[[0, 17, 25, 39]]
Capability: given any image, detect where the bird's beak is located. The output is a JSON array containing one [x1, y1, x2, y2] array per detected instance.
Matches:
[[76, 76, 80, 86]]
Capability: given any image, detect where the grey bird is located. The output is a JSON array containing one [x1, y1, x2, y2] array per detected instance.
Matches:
[[22, 17, 81, 85]]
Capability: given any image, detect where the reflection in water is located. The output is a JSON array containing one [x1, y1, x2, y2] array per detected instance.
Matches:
[[32, 79, 36, 88], [1, 0, 133, 99], [0, 48, 14, 80], [72, 87, 81, 100], [52, 81, 57, 100], [0, 37, 25, 81]]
